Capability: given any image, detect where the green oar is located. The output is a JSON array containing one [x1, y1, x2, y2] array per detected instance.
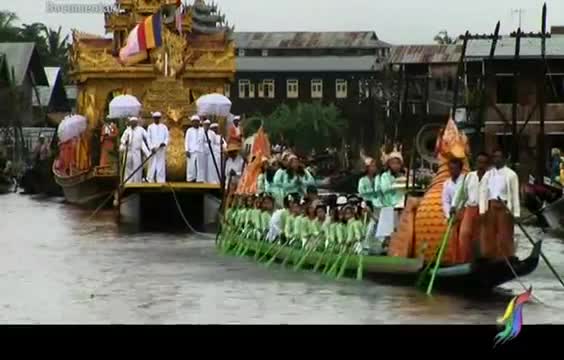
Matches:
[[313, 243, 331, 272], [357, 253, 364, 281], [337, 253, 350, 279], [426, 216, 456, 296], [259, 240, 278, 262]]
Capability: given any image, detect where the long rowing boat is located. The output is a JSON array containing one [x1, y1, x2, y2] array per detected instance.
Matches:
[[223, 237, 542, 294]]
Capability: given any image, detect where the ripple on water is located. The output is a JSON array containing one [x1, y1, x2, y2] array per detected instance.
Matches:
[[1, 192, 564, 324]]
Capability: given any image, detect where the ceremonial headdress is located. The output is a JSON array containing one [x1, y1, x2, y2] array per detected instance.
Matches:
[[203, 119, 211, 125], [151, 112, 162, 118], [233, 115, 241, 121], [210, 123, 219, 129], [336, 196, 348, 206], [380, 144, 404, 165], [128, 116, 139, 122], [190, 115, 201, 121]]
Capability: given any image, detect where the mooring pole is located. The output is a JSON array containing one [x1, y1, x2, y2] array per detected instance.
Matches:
[[451, 31, 470, 118], [511, 28, 522, 166], [475, 22, 501, 151], [536, 4, 547, 185]]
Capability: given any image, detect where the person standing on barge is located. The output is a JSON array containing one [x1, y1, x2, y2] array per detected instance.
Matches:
[[146, 112, 169, 183]]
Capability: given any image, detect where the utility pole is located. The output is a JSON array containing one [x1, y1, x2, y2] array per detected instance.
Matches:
[[512, 8, 526, 29]]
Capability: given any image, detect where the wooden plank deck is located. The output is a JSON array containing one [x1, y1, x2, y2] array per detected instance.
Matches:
[[122, 182, 221, 194]]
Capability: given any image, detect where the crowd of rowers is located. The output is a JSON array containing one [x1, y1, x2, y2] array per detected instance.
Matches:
[[225, 146, 521, 262], [223, 147, 410, 256]]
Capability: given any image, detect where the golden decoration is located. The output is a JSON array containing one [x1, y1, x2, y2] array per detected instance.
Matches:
[[164, 107, 188, 181]]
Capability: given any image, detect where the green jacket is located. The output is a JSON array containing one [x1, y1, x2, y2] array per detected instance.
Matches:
[[346, 219, 365, 244], [273, 169, 316, 197], [375, 171, 402, 208], [358, 175, 380, 208]]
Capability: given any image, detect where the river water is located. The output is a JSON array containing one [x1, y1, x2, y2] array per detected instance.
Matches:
[[1, 193, 564, 324]]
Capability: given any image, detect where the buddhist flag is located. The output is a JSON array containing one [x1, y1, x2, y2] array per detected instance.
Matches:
[[137, 12, 163, 50]]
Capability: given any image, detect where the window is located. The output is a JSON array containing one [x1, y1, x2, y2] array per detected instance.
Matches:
[[263, 79, 275, 98], [311, 79, 323, 98], [224, 83, 231, 98], [287, 79, 299, 98], [261, 49, 269, 57], [238, 49, 245, 57], [336, 79, 347, 99], [239, 79, 254, 98]]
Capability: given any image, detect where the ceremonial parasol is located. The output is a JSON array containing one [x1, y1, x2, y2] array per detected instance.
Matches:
[[108, 95, 142, 119], [58, 114, 88, 143], [196, 93, 232, 117]]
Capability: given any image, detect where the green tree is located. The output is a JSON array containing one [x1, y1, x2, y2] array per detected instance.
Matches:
[[434, 30, 454, 45], [18, 22, 49, 57], [0, 11, 20, 41], [244, 102, 347, 154], [43, 26, 70, 66]]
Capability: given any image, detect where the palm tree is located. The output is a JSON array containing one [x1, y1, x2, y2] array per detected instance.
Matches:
[[43, 26, 70, 66], [434, 30, 454, 45], [0, 11, 20, 41]]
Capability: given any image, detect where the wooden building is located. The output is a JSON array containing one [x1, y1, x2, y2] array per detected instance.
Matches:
[[0, 43, 48, 127], [32, 67, 71, 125], [229, 31, 392, 147], [465, 34, 564, 176], [387, 45, 463, 158]]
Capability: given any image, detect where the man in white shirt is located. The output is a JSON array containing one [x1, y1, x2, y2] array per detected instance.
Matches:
[[184, 115, 206, 182], [457, 152, 490, 262], [146, 112, 169, 183], [479, 149, 520, 260], [120, 117, 150, 184], [206, 123, 223, 185], [442, 158, 465, 220], [224, 143, 245, 191]]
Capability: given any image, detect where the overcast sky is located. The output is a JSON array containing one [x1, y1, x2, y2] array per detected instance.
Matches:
[[6, 0, 564, 44]]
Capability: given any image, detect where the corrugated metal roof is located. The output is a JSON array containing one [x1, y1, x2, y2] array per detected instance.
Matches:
[[0, 42, 48, 86], [388, 45, 461, 64], [465, 35, 564, 58], [32, 67, 61, 107], [237, 56, 381, 72], [233, 32, 391, 49]]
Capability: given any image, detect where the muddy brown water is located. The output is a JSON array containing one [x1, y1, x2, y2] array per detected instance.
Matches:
[[1, 193, 563, 324]]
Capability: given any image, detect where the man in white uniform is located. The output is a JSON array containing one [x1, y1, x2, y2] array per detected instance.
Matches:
[[146, 112, 169, 183], [206, 123, 223, 184], [120, 117, 150, 184], [185, 115, 205, 182], [479, 149, 520, 259], [224, 143, 245, 190]]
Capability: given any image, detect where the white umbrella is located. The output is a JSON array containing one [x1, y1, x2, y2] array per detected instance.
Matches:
[[196, 93, 232, 117], [109, 95, 142, 119], [58, 114, 87, 143]]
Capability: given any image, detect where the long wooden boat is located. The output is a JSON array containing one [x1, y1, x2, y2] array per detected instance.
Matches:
[[52, 163, 119, 208], [227, 237, 542, 294]]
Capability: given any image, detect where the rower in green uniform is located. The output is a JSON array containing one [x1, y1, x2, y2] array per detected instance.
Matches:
[[273, 155, 315, 200], [284, 197, 303, 246], [358, 156, 380, 208], [260, 194, 275, 235]]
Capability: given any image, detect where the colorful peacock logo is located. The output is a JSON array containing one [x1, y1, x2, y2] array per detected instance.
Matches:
[[494, 287, 533, 347]]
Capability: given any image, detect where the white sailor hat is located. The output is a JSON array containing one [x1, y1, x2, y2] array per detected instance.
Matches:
[[336, 196, 348, 206], [151, 111, 162, 118], [203, 119, 211, 125], [128, 116, 139, 122], [191, 115, 201, 121], [210, 123, 219, 128]]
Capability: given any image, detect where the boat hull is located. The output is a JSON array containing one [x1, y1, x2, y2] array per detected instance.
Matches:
[[53, 166, 118, 208], [227, 238, 541, 293]]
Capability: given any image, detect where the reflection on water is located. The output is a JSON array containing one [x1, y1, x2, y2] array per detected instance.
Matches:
[[1, 193, 564, 324]]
